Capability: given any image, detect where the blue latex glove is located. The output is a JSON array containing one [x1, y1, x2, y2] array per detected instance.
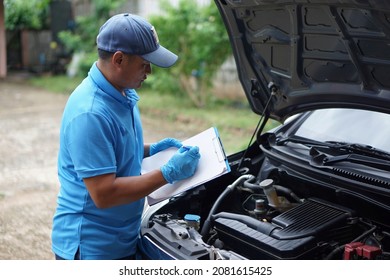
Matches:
[[161, 146, 201, 184], [149, 138, 182, 156]]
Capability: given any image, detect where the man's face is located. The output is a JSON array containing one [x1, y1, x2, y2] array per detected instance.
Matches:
[[119, 54, 152, 89]]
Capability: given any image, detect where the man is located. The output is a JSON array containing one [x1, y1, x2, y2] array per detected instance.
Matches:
[[52, 13, 201, 260]]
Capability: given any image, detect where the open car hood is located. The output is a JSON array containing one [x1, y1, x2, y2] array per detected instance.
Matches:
[[214, 0, 390, 122]]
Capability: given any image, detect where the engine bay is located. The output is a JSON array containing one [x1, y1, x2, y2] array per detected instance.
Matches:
[[141, 151, 390, 260]]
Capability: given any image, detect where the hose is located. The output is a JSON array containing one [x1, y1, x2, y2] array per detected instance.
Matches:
[[273, 184, 302, 203], [200, 174, 255, 238], [242, 179, 302, 203]]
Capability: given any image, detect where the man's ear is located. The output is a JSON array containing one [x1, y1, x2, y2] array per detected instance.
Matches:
[[112, 51, 124, 67]]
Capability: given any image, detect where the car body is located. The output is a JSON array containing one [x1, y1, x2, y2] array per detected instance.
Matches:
[[139, 0, 390, 260]]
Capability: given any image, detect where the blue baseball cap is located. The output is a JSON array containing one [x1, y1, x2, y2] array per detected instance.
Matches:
[[96, 13, 178, 68]]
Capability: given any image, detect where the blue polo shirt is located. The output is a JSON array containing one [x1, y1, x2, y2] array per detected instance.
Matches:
[[52, 62, 145, 260]]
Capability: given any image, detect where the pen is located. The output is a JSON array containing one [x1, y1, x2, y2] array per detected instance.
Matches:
[[181, 145, 191, 151]]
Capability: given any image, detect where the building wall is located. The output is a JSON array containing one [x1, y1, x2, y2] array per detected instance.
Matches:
[[21, 30, 55, 73], [0, 0, 6, 78]]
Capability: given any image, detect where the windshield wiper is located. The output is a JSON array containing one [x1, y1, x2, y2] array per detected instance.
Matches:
[[276, 135, 390, 170], [310, 148, 390, 171], [275, 135, 330, 147], [276, 135, 390, 160], [325, 141, 390, 160]]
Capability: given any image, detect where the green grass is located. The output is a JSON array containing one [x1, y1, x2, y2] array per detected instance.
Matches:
[[137, 90, 270, 153], [137, 89, 280, 154], [27, 75, 280, 155], [28, 74, 84, 94]]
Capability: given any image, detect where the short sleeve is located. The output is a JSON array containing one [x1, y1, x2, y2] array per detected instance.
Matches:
[[65, 112, 117, 178]]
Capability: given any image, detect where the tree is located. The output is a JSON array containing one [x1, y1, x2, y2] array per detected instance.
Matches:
[[57, 0, 126, 75], [148, 0, 232, 107], [4, 0, 50, 30], [58, 0, 126, 53]]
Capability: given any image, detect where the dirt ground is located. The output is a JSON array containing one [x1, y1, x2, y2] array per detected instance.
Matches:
[[0, 76, 195, 260]]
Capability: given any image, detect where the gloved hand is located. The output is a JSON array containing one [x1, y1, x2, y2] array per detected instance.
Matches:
[[161, 146, 201, 184], [149, 138, 182, 156]]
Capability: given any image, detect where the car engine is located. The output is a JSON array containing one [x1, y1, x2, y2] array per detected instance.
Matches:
[[141, 154, 390, 260]]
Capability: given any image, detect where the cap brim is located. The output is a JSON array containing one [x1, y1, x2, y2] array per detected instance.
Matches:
[[141, 45, 178, 68]]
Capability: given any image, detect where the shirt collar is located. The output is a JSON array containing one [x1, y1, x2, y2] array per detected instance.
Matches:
[[124, 89, 140, 108]]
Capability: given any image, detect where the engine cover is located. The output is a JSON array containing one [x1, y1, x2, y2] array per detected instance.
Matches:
[[212, 198, 354, 259]]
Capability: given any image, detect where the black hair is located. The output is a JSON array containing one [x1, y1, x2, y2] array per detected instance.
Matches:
[[97, 49, 136, 63], [97, 49, 114, 60]]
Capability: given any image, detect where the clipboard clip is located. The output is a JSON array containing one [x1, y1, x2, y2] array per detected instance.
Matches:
[[212, 136, 227, 163]]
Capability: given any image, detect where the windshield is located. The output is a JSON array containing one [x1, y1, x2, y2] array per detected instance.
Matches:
[[294, 109, 390, 153]]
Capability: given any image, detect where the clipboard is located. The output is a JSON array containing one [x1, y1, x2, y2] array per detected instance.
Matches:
[[141, 127, 230, 205]]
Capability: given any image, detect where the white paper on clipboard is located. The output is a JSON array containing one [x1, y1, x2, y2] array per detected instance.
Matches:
[[142, 127, 230, 205]]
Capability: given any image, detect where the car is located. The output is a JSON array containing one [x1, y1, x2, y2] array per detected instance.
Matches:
[[139, 0, 390, 260]]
